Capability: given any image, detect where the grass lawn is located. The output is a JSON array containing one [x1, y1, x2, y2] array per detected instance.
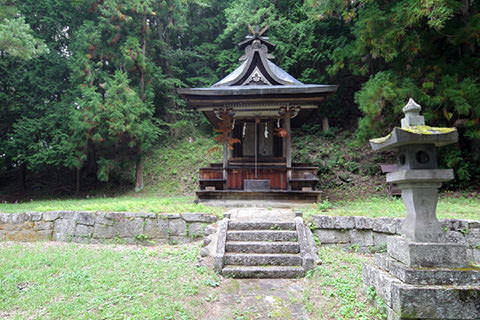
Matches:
[[304, 246, 384, 320], [0, 242, 221, 320], [0, 196, 224, 218], [0, 241, 384, 320], [1, 193, 477, 222], [304, 194, 480, 221]]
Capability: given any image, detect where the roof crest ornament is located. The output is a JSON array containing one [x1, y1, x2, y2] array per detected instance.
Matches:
[[238, 24, 275, 61]]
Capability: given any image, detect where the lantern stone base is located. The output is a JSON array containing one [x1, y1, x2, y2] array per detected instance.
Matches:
[[387, 236, 469, 268], [363, 238, 480, 319]]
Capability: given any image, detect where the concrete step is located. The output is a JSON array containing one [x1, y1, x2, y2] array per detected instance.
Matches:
[[225, 241, 300, 254], [226, 230, 297, 242], [224, 253, 302, 266], [222, 265, 305, 278], [228, 221, 296, 231]]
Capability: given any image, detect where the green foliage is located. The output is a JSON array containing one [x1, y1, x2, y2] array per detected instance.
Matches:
[[0, 0, 479, 193], [0, 17, 49, 59], [311, 0, 480, 186], [73, 71, 159, 181]]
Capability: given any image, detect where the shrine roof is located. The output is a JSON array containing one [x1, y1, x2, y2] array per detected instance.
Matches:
[[178, 25, 337, 102]]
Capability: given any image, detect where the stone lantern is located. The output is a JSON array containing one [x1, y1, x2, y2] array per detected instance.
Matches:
[[364, 98, 480, 320], [370, 98, 458, 245]]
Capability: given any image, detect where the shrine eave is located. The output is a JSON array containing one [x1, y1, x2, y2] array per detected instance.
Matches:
[[177, 84, 338, 97]]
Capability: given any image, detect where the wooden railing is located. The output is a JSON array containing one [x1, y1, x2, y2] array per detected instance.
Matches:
[[199, 163, 319, 191]]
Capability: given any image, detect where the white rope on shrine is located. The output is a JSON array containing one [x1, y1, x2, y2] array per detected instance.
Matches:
[[242, 122, 246, 137], [264, 122, 268, 138], [232, 118, 235, 130]]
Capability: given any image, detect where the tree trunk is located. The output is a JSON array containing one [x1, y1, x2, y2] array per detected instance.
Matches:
[[75, 167, 80, 195], [135, 154, 144, 192], [322, 117, 330, 132], [134, 15, 147, 193], [20, 164, 26, 194]]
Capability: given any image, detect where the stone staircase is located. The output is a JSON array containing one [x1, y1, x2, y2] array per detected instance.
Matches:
[[214, 217, 316, 278]]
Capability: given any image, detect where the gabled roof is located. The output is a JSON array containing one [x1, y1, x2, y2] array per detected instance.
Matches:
[[177, 26, 338, 126]]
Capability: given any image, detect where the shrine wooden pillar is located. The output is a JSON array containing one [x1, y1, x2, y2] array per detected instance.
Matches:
[[223, 132, 228, 189], [284, 113, 292, 190]]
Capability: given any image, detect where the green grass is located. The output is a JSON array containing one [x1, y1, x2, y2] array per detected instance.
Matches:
[[304, 246, 385, 319], [0, 242, 385, 320], [0, 242, 220, 320], [0, 196, 224, 218], [143, 135, 221, 195], [304, 195, 480, 221]]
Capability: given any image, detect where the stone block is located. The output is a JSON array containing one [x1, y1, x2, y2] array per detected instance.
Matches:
[[334, 216, 355, 229], [372, 232, 389, 247], [466, 220, 480, 229], [168, 236, 193, 244], [354, 216, 374, 229], [53, 219, 75, 241], [0, 222, 13, 231], [473, 248, 480, 264], [135, 212, 156, 218], [95, 213, 114, 226], [372, 217, 401, 234], [43, 211, 60, 221], [6, 230, 37, 241], [188, 222, 206, 238], [143, 218, 168, 239], [445, 230, 466, 244], [204, 225, 217, 236], [75, 224, 93, 237], [9, 221, 33, 231], [312, 215, 335, 229], [114, 217, 144, 238], [35, 230, 52, 241], [314, 229, 350, 244], [387, 236, 469, 268], [167, 213, 181, 219], [93, 224, 116, 239], [364, 262, 480, 320], [75, 212, 95, 226], [72, 236, 90, 244], [350, 229, 373, 246], [465, 229, 480, 246], [10, 213, 30, 224], [312, 215, 354, 229], [0, 213, 9, 224], [445, 219, 469, 232], [181, 212, 217, 223], [363, 262, 397, 308], [33, 221, 53, 231], [168, 218, 186, 236], [375, 254, 480, 285], [30, 212, 43, 221]]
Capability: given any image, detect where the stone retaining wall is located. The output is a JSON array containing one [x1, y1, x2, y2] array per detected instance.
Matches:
[[0, 211, 217, 245], [311, 215, 480, 263]]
